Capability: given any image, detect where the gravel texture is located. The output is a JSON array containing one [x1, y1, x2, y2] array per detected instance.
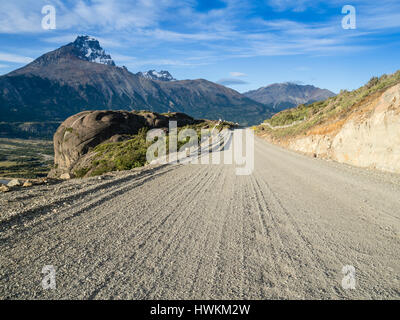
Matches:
[[0, 137, 399, 299]]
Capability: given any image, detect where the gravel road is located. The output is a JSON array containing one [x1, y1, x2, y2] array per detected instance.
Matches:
[[0, 137, 399, 299]]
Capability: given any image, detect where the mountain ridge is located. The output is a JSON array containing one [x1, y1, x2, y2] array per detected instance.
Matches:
[[244, 82, 335, 112], [0, 36, 270, 127]]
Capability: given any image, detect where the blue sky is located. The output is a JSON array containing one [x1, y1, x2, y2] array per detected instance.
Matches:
[[1, 0, 400, 93]]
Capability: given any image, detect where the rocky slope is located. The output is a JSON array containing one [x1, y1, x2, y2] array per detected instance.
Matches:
[[72, 35, 115, 66], [0, 36, 270, 127], [136, 70, 176, 81], [256, 71, 400, 174], [244, 82, 335, 112]]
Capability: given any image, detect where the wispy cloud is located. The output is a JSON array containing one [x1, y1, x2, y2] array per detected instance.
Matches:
[[287, 80, 305, 85], [230, 72, 247, 77], [0, 52, 33, 64], [1, 0, 400, 71], [217, 78, 248, 85], [0, 1, 43, 33], [124, 59, 210, 68], [266, 0, 317, 12]]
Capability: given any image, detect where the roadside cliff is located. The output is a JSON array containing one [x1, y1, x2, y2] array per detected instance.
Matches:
[[256, 72, 400, 174]]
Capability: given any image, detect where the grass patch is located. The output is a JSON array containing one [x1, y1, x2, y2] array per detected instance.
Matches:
[[88, 128, 151, 176], [0, 161, 18, 167], [81, 120, 235, 177], [0, 138, 54, 178]]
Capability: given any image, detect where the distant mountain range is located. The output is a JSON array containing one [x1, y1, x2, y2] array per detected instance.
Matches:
[[243, 82, 335, 112], [0, 36, 270, 127], [0, 36, 336, 138]]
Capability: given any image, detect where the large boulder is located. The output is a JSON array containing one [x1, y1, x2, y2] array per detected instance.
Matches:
[[48, 110, 197, 178]]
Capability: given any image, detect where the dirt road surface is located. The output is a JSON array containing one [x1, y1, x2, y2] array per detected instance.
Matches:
[[1, 137, 399, 299]]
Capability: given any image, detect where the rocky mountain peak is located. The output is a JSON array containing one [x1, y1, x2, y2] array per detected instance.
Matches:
[[136, 70, 176, 81], [243, 82, 335, 112], [72, 36, 115, 66]]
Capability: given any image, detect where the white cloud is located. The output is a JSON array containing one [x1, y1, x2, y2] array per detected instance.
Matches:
[[140, 29, 226, 41], [110, 53, 137, 62], [0, 0, 173, 33], [230, 72, 247, 77], [0, 52, 33, 64], [0, 0, 399, 67], [0, 2, 43, 33], [124, 58, 210, 69], [265, 0, 321, 12], [217, 78, 248, 85], [43, 34, 125, 48]]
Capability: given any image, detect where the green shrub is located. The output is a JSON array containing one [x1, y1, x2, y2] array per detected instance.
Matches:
[[88, 127, 150, 176], [74, 167, 90, 178], [77, 121, 234, 177]]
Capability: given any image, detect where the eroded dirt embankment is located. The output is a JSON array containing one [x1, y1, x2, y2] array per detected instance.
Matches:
[[258, 83, 400, 173]]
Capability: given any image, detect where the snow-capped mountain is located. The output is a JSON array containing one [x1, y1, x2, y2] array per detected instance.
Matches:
[[73, 36, 115, 66], [1, 36, 271, 126], [136, 70, 176, 81]]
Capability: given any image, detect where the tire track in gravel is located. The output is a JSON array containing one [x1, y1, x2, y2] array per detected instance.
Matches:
[[0, 165, 174, 236], [143, 167, 227, 299], [60, 165, 214, 298], [186, 165, 238, 299], [1, 136, 399, 299], [251, 174, 336, 298], [155, 166, 233, 299], [90, 165, 222, 299], [66, 165, 212, 298], [0, 165, 187, 273], [253, 144, 361, 298], [0, 165, 212, 298], [252, 138, 399, 299], [247, 174, 305, 298]]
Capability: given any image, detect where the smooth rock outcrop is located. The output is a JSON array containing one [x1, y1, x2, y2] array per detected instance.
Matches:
[[48, 110, 198, 178]]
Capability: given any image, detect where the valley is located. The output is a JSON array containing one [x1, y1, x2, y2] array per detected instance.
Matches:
[[0, 138, 53, 179]]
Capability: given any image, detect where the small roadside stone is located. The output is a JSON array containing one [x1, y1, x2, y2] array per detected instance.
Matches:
[[0, 184, 10, 192], [7, 179, 21, 187], [32, 179, 45, 185], [60, 173, 71, 180], [23, 181, 33, 187]]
